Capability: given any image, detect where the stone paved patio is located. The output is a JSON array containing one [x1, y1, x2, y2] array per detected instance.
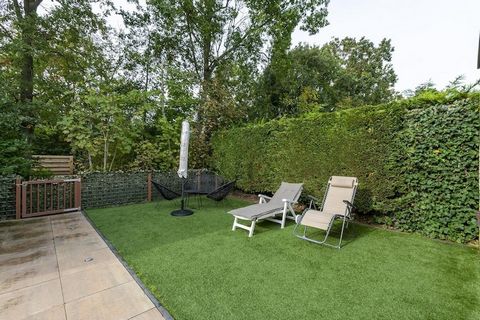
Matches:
[[0, 212, 166, 320]]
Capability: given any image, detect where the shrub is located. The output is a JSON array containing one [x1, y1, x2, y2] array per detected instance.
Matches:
[[0, 101, 32, 176], [390, 97, 479, 242]]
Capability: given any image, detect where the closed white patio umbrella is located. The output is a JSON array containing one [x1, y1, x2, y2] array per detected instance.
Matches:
[[171, 121, 194, 216]]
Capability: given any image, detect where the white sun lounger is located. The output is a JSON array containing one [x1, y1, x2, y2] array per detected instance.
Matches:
[[229, 182, 303, 237], [294, 176, 358, 249]]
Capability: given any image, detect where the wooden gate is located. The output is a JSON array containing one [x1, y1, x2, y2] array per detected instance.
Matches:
[[16, 178, 81, 219]]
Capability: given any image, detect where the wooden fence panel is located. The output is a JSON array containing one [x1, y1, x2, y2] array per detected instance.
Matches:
[[32, 155, 74, 175]]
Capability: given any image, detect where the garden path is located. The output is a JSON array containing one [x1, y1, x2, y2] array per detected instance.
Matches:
[[0, 212, 165, 320]]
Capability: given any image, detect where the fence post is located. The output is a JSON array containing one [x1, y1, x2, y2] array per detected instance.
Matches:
[[74, 178, 82, 210], [15, 178, 22, 219], [147, 172, 152, 202], [21, 182, 27, 218]]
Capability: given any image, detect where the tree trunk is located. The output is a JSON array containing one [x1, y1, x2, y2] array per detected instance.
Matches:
[[19, 0, 40, 102], [109, 148, 117, 171], [88, 153, 93, 170], [14, 0, 42, 139], [103, 136, 108, 171]]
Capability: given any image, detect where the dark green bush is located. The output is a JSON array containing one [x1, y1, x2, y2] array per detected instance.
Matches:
[[390, 97, 479, 242], [211, 93, 479, 242]]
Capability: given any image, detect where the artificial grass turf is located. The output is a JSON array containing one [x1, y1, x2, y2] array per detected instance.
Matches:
[[86, 199, 480, 320]]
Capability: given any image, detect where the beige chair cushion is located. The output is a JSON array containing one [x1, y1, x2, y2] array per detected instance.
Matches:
[[322, 186, 353, 216], [300, 210, 336, 230], [321, 176, 357, 216], [330, 176, 356, 188], [271, 182, 304, 203]]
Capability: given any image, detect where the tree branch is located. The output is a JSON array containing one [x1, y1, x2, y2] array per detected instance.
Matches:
[[32, 0, 43, 11], [184, 15, 201, 79], [211, 19, 268, 70], [0, 23, 15, 40], [11, 0, 23, 20]]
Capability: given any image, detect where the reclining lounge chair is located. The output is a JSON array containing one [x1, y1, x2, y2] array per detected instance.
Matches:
[[229, 182, 303, 237], [294, 176, 358, 249]]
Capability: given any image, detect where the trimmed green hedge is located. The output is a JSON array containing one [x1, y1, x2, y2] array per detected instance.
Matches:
[[211, 94, 479, 242], [212, 105, 403, 213]]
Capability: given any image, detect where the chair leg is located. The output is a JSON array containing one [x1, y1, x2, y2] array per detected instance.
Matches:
[[281, 208, 287, 229], [232, 216, 237, 231], [294, 219, 343, 248], [337, 219, 347, 248], [248, 220, 256, 237]]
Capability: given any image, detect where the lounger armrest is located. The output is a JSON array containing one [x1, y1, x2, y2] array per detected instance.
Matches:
[[343, 200, 356, 212], [258, 194, 272, 203], [258, 194, 272, 199], [307, 195, 320, 209]]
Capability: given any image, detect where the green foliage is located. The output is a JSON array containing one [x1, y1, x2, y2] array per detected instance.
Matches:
[[254, 38, 398, 119], [130, 117, 181, 171], [211, 93, 480, 242], [190, 78, 247, 167], [141, 0, 330, 166], [0, 101, 31, 176], [212, 104, 403, 213], [60, 90, 142, 171], [81, 171, 151, 209], [390, 97, 480, 242], [0, 139, 31, 176], [146, 0, 329, 86]]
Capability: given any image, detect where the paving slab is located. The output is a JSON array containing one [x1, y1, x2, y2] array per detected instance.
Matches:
[[62, 261, 133, 302], [0, 256, 58, 295], [54, 233, 107, 255], [25, 305, 66, 320], [131, 308, 167, 320], [0, 212, 166, 320], [57, 247, 118, 276], [0, 246, 57, 274], [65, 281, 155, 320], [0, 278, 64, 320]]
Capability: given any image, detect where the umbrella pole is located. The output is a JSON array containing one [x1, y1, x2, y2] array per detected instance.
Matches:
[[171, 177, 193, 216]]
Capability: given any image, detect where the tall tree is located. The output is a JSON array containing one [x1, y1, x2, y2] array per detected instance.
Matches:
[[255, 37, 398, 119], [146, 0, 328, 93], [141, 0, 329, 166], [323, 37, 397, 107], [1, 1, 112, 134]]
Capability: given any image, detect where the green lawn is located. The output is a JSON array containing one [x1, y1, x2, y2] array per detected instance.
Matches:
[[86, 198, 480, 320]]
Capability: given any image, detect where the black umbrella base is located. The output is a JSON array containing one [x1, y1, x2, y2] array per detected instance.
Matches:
[[170, 209, 194, 216]]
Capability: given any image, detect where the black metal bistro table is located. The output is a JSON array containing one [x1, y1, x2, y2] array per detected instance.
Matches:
[[184, 189, 209, 209]]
